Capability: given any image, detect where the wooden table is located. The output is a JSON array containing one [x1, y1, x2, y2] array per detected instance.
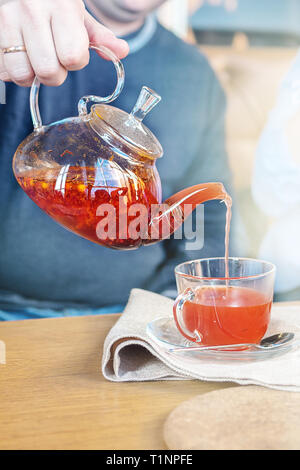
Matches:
[[0, 313, 235, 450]]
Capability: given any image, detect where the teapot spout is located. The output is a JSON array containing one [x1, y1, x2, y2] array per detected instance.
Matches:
[[145, 182, 231, 245]]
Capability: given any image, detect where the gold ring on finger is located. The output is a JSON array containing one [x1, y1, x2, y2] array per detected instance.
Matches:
[[1, 45, 27, 55]]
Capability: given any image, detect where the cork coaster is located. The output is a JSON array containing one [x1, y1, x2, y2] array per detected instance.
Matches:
[[164, 386, 300, 450]]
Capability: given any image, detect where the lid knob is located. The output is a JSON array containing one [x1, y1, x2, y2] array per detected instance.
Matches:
[[130, 86, 161, 123]]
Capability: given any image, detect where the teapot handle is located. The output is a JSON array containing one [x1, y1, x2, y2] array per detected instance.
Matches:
[[30, 45, 125, 130]]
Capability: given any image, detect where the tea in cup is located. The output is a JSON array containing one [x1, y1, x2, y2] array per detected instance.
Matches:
[[173, 258, 275, 346]]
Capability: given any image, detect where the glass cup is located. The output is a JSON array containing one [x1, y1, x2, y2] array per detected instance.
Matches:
[[174, 257, 276, 346]]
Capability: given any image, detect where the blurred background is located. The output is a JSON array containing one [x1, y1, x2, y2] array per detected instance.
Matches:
[[159, 0, 300, 300]]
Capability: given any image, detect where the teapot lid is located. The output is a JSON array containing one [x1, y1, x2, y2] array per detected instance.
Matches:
[[91, 86, 163, 160], [29, 47, 163, 160]]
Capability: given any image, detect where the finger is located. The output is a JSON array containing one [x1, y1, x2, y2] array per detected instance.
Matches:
[[20, 1, 67, 86], [0, 52, 11, 82], [0, 3, 34, 86], [51, 5, 90, 72], [84, 11, 129, 60]]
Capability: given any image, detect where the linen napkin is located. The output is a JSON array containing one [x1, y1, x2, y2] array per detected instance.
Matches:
[[102, 288, 300, 392]]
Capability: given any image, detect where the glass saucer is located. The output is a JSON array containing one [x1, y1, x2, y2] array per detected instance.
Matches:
[[146, 316, 300, 362]]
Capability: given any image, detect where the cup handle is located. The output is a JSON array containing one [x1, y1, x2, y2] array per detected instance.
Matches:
[[173, 287, 203, 343], [30, 45, 125, 130]]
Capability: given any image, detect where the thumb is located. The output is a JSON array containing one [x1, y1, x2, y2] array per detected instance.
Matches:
[[84, 11, 129, 59]]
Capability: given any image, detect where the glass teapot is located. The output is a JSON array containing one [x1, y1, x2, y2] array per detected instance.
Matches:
[[13, 46, 228, 250]]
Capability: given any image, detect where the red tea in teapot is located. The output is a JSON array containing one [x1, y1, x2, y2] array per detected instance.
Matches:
[[18, 166, 232, 251], [17, 165, 160, 249]]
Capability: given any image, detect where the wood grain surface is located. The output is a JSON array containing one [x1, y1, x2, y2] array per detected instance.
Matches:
[[0, 313, 234, 450]]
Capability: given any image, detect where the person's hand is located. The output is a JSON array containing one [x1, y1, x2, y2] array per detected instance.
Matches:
[[0, 0, 129, 87]]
